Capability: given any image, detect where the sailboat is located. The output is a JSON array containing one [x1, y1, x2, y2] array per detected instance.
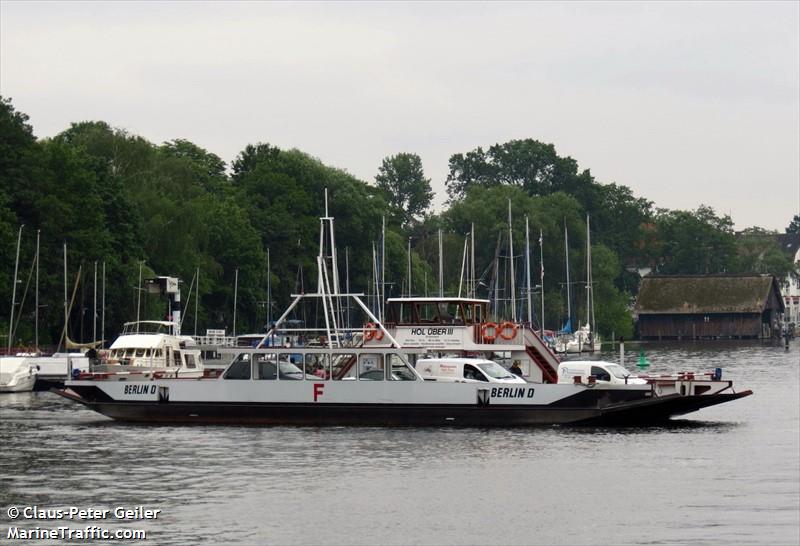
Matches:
[[1, 226, 38, 392], [554, 219, 574, 353], [564, 214, 601, 353]]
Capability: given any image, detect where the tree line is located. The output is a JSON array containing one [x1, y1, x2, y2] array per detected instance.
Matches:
[[1, 96, 797, 348]]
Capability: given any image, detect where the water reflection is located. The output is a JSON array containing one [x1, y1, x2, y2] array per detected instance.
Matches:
[[1, 342, 797, 545]]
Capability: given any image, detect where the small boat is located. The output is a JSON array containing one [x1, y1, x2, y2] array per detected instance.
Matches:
[[0, 357, 38, 393], [80, 320, 205, 379], [559, 324, 602, 353], [55, 199, 753, 427]]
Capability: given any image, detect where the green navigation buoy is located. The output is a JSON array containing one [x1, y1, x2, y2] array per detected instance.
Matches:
[[637, 349, 650, 369]]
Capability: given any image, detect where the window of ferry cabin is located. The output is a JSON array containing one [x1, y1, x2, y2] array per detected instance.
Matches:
[[306, 353, 330, 380], [331, 354, 355, 380], [224, 354, 252, 379], [386, 354, 417, 381], [277, 353, 305, 380], [358, 354, 383, 380], [255, 354, 277, 379], [417, 302, 438, 324]]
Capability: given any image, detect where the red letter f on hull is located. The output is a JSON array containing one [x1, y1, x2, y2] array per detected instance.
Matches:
[[313, 383, 325, 402]]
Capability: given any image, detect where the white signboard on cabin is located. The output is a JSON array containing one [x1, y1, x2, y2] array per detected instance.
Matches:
[[391, 327, 467, 349]]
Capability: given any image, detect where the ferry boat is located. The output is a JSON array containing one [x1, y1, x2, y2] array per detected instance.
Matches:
[[55, 200, 753, 426]]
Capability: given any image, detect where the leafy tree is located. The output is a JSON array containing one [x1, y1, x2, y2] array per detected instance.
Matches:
[[445, 139, 590, 200], [735, 231, 797, 281], [375, 153, 433, 227], [654, 205, 737, 274], [787, 214, 800, 234]]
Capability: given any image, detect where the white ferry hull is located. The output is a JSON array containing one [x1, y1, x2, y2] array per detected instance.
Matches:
[[56, 379, 751, 427]]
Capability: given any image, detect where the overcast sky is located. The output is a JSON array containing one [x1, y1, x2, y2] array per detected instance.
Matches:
[[2, 1, 798, 230]]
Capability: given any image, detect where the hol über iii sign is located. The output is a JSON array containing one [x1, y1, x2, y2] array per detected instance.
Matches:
[[390, 327, 465, 349]]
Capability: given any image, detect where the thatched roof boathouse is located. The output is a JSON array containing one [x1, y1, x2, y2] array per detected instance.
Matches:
[[635, 274, 785, 340]]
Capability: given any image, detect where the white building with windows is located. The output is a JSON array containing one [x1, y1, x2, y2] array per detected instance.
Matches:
[[777, 234, 800, 329]]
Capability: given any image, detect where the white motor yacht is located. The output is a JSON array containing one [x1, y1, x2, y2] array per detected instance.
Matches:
[[0, 357, 38, 393]]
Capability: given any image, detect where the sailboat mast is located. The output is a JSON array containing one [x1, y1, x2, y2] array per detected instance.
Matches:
[[586, 214, 590, 329], [345, 246, 351, 328], [539, 229, 544, 336], [470, 223, 475, 298], [35, 230, 40, 352], [194, 267, 199, 337], [508, 200, 516, 321], [565, 218, 571, 330], [93, 262, 97, 343], [135, 261, 142, 333], [8, 225, 23, 352], [63, 242, 68, 341], [587, 214, 595, 336], [381, 216, 386, 321], [458, 236, 467, 298], [438, 228, 444, 297], [525, 216, 532, 325], [102, 261, 106, 348], [408, 237, 413, 297], [266, 249, 271, 327], [233, 268, 238, 337]]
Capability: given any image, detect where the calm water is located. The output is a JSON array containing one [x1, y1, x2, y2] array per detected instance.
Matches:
[[1, 342, 798, 545]]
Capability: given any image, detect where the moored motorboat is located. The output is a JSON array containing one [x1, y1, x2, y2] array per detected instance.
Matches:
[[0, 357, 38, 393], [86, 319, 205, 379]]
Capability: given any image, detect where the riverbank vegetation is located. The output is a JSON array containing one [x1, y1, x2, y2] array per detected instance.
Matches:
[[1, 97, 797, 347]]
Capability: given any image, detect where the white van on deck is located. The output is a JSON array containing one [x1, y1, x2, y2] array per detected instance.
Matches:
[[415, 357, 526, 384], [557, 361, 647, 385]]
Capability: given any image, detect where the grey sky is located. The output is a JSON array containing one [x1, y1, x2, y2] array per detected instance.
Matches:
[[2, 1, 798, 230]]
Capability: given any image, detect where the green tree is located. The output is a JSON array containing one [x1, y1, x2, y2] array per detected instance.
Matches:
[[735, 231, 797, 281], [445, 139, 591, 200], [787, 214, 800, 234], [375, 153, 433, 227], [654, 206, 737, 274]]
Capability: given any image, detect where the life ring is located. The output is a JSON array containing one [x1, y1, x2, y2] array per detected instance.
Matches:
[[481, 322, 498, 342], [363, 323, 384, 341], [498, 321, 518, 340]]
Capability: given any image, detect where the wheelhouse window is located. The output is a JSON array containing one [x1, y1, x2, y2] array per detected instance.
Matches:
[[255, 354, 277, 380], [278, 353, 305, 380], [387, 354, 417, 381], [185, 354, 196, 369], [306, 353, 330, 380], [358, 354, 384, 380], [417, 303, 438, 323], [224, 354, 252, 380], [331, 353, 355, 380]]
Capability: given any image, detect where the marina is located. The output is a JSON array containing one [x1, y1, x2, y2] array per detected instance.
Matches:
[[52, 211, 754, 427]]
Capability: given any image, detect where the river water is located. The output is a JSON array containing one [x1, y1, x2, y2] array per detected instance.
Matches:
[[1, 342, 798, 545]]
